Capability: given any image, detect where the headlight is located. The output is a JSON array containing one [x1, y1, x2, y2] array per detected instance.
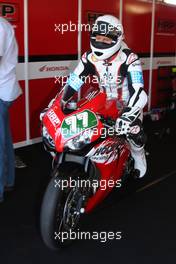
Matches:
[[65, 129, 93, 150], [42, 126, 55, 149]]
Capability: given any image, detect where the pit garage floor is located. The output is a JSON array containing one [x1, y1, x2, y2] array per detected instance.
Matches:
[[0, 117, 176, 264]]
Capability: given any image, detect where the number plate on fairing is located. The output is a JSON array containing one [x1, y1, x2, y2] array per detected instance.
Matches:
[[61, 110, 98, 139]]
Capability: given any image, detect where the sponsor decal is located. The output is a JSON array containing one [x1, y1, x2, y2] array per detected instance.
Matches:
[[90, 140, 124, 164], [157, 19, 176, 34], [39, 65, 69, 72], [85, 90, 98, 101], [130, 71, 144, 84], [126, 53, 138, 65], [91, 54, 98, 62], [47, 109, 61, 127], [87, 12, 105, 28], [0, 3, 19, 22], [138, 0, 176, 4], [67, 72, 84, 91], [61, 110, 98, 139], [131, 62, 141, 67], [157, 60, 173, 65], [130, 125, 140, 134]]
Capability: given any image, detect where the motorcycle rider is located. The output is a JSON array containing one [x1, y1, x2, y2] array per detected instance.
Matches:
[[61, 15, 148, 178]]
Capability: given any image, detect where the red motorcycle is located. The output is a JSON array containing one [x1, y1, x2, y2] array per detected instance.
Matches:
[[40, 88, 135, 250]]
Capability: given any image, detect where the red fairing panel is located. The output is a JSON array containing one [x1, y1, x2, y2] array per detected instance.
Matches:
[[85, 137, 130, 213], [42, 91, 119, 152]]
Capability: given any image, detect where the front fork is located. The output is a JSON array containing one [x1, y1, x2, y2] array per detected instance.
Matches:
[[51, 152, 100, 214]]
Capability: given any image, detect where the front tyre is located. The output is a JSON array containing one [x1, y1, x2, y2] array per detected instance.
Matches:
[[40, 169, 85, 250], [40, 175, 65, 250]]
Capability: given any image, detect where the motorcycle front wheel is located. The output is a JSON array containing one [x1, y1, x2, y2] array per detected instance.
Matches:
[[40, 167, 85, 250]]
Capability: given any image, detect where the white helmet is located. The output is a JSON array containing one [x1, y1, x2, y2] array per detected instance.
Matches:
[[90, 15, 124, 61]]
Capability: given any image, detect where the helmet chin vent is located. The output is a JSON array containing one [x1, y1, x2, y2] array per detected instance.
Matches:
[[94, 51, 103, 56]]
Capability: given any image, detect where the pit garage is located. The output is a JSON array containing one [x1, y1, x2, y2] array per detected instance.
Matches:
[[0, 0, 176, 263]]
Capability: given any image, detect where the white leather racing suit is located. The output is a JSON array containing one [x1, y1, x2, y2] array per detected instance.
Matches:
[[63, 42, 148, 178]]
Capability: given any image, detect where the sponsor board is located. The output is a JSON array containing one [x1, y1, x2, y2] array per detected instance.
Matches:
[[16, 60, 78, 80], [0, 3, 19, 22], [16, 57, 175, 81]]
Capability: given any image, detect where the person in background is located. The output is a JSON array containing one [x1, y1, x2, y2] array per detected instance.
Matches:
[[0, 17, 22, 202]]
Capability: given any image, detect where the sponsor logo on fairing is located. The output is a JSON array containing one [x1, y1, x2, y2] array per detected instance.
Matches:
[[90, 140, 124, 164], [47, 110, 61, 127]]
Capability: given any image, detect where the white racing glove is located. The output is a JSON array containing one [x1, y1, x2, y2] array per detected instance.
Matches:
[[115, 107, 141, 135], [115, 117, 131, 135]]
